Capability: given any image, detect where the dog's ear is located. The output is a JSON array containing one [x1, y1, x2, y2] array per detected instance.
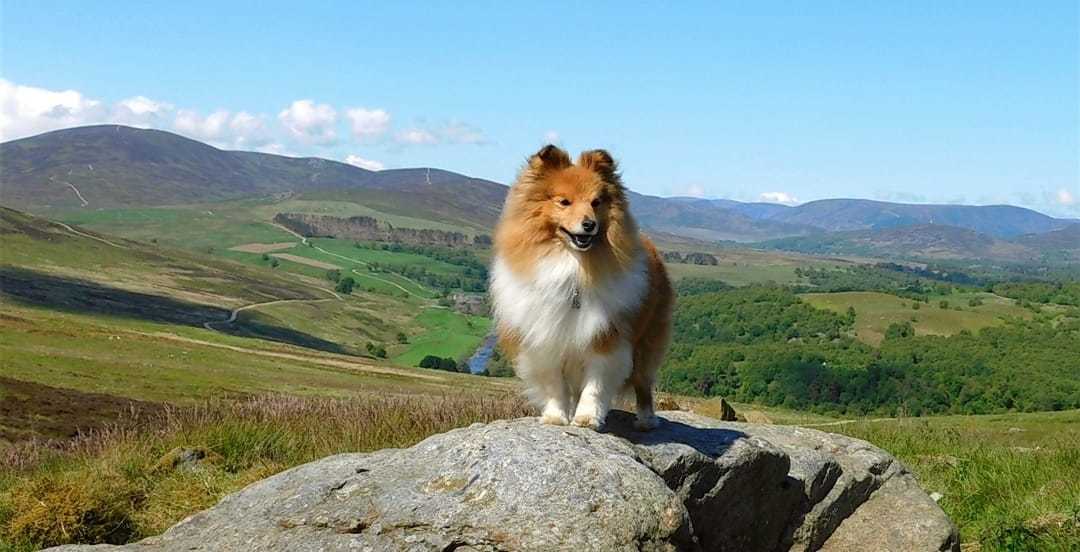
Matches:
[[578, 149, 617, 180], [528, 144, 571, 171]]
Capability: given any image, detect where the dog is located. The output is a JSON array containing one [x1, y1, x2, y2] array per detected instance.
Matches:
[[490, 145, 673, 430]]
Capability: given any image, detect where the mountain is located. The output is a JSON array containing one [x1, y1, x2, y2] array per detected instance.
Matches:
[[0, 125, 506, 223], [757, 198, 1067, 238], [626, 194, 811, 242], [0, 125, 809, 241], [1013, 224, 1080, 262], [759, 224, 1040, 262], [1, 125, 1071, 246]]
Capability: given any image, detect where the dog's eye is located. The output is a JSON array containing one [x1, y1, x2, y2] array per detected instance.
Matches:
[[558, 198, 571, 206], [591, 198, 601, 207]]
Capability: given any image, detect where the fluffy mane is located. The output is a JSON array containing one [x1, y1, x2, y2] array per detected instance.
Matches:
[[493, 147, 641, 287]]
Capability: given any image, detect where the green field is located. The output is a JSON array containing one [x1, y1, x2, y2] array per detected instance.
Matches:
[[393, 308, 492, 367], [802, 290, 1032, 345], [666, 249, 849, 286]]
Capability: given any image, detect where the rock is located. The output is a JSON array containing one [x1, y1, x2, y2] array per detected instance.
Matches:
[[46, 411, 958, 552], [718, 398, 738, 421], [151, 447, 219, 473]]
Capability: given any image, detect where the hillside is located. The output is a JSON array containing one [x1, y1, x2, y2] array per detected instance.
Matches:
[[1013, 223, 1080, 262], [759, 224, 1042, 262], [758, 198, 1068, 238], [3, 125, 1075, 250], [0, 126, 506, 231]]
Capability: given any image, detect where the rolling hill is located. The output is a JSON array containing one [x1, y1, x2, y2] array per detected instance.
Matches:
[[753, 198, 1068, 238], [758, 224, 1042, 262], [1, 125, 1074, 247]]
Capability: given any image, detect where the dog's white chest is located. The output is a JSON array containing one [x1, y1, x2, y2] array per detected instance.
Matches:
[[490, 251, 648, 352]]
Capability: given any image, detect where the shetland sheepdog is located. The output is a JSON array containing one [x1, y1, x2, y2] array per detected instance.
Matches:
[[490, 145, 673, 430]]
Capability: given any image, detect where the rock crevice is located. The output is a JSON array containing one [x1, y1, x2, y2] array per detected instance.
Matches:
[[48, 411, 959, 551]]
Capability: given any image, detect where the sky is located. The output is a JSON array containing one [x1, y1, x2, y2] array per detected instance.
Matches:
[[2, 1, 1077, 217]]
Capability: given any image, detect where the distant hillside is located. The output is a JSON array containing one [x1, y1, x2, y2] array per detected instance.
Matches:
[[2, 125, 1071, 246], [628, 194, 812, 242], [1013, 224, 1080, 262], [756, 198, 1067, 238], [0, 126, 506, 227], [758, 224, 1041, 262]]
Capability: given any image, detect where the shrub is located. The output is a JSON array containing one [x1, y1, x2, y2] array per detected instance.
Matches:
[[335, 277, 355, 295]]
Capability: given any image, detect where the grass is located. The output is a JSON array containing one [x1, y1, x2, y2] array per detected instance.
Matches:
[[0, 394, 533, 551], [393, 308, 493, 367], [247, 199, 472, 235], [801, 290, 1031, 345], [829, 411, 1080, 551], [665, 249, 850, 287], [0, 301, 512, 410]]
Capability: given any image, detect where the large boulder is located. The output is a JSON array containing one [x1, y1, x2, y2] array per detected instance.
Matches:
[[47, 411, 958, 552]]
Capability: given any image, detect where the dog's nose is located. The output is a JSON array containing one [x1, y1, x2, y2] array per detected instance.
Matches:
[[582, 219, 597, 233]]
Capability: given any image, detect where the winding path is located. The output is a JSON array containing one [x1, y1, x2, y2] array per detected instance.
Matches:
[[55, 221, 125, 249], [202, 297, 337, 330], [271, 223, 432, 299]]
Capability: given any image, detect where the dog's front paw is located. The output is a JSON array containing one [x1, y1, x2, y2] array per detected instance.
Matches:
[[539, 412, 569, 426], [633, 414, 660, 431], [571, 413, 603, 430]]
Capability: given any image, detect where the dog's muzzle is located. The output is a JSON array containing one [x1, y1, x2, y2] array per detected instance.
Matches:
[[560, 227, 597, 251]]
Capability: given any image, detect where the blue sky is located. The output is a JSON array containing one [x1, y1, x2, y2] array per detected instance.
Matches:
[[2, 1, 1077, 216]]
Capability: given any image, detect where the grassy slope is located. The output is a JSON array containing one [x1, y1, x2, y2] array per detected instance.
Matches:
[[393, 309, 492, 367], [801, 290, 1032, 345]]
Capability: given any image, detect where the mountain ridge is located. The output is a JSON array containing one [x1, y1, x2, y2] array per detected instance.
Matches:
[[1, 125, 1072, 245]]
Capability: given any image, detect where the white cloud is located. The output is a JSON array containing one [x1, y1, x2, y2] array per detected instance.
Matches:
[[173, 109, 270, 149], [278, 99, 337, 144], [112, 96, 174, 128], [396, 128, 438, 145], [344, 154, 385, 171], [681, 184, 707, 198], [544, 130, 560, 144], [441, 121, 486, 144], [117, 96, 172, 116], [0, 79, 107, 139], [759, 191, 800, 205], [345, 108, 390, 140], [1056, 188, 1076, 206]]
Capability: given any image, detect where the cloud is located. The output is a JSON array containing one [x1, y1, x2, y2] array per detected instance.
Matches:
[[278, 99, 337, 144], [344, 154, 385, 171], [1056, 188, 1076, 206], [345, 107, 390, 140], [681, 184, 707, 198], [173, 109, 270, 149], [396, 128, 438, 145], [543, 130, 560, 144], [0, 79, 107, 139], [441, 121, 486, 144], [393, 121, 487, 146], [112, 96, 174, 128], [758, 191, 800, 205]]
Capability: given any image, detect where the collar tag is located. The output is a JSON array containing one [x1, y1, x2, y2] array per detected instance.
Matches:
[[571, 289, 582, 309]]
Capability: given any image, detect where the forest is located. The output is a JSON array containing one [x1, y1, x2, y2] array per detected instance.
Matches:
[[659, 282, 1080, 416]]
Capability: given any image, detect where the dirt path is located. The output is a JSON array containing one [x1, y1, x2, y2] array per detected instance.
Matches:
[[271, 223, 432, 299], [50, 176, 89, 207], [55, 221, 125, 249], [202, 297, 338, 330], [132, 330, 447, 381]]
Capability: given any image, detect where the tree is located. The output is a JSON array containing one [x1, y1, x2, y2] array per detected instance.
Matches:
[[335, 276, 356, 294], [396, 332, 409, 344], [884, 321, 915, 339], [326, 269, 341, 282], [939, 300, 949, 309], [269, 258, 280, 268]]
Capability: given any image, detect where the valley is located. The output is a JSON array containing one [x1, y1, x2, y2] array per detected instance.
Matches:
[[1, 126, 1078, 551]]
